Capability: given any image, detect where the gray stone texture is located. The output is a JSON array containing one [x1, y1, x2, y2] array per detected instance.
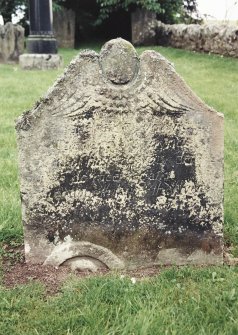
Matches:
[[157, 22, 238, 57], [19, 54, 62, 70], [131, 9, 157, 46], [53, 7, 75, 48], [16, 38, 224, 270], [134, 19, 238, 57], [0, 23, 24, 63]]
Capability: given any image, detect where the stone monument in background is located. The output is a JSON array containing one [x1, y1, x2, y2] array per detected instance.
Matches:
[[20, 0, 62, 70], [0, 23, 24, 63], [16, 39, 224, 271], [131, 9, 157, 46], [53, 7, 75, 48]]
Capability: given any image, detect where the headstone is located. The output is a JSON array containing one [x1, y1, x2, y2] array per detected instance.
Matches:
[[53, 7, 75, 48], [0, 23, 24, 63], [131, 9, 157, 46], [16, 38, 224, 270]]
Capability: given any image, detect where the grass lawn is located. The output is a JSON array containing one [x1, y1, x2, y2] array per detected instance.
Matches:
[[0, 45, 238, 334]]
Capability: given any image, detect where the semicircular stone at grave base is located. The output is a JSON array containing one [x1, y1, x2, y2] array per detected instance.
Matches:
[[43, 240, 125, 270], [62, 257, 108, 272], [16, 38, 224, 269]]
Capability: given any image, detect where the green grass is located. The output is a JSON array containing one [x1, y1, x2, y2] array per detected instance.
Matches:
[[2, 267, 238, 335], [0, 45, 238, 334]]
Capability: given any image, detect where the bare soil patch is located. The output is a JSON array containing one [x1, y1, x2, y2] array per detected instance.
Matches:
[[1, 244, 107, 294], [2, 244, 162, 294], [2, 243, 237, 294]]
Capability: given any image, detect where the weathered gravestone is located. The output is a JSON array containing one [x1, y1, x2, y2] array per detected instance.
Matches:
[[0, 23, 24, 63], [53, 7, 75, 48], [131, 8, 157, 46], [16, 38, 224, 270]]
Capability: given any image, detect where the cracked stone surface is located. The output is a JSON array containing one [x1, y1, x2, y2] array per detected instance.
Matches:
[[16, 38, 224, 270]]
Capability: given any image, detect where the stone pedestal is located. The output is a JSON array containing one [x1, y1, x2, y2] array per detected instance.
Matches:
[[27, 35, 57, 54], [20, 0, 61, 70], [19, 54, 62, 70], [27, 0, 57, 54]]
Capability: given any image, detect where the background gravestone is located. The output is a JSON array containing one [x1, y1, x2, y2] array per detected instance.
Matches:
[[0, 23, 24, 63], [131, 9, 157, 46], [53, 8, 75, 48], [16, 38, 224, 270]]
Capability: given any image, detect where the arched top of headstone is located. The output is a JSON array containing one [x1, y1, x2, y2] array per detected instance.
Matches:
[[99, 38, 139, 85]]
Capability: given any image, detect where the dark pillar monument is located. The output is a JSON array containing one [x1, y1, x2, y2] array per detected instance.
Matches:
[[27, 0, 57, 54], [19, 0, 62, 69]]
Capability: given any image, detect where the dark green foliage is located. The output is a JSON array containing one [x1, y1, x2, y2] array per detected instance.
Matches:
[[182, 0, 202, 23], [0, 0, 27, 23], [56, 0, 199, 25], [95, 0, 164, 24], [95, 0, 201, 24], [156, 0, 184, 23], [0, 0, 200, 26], [53, 0, 200, 43]]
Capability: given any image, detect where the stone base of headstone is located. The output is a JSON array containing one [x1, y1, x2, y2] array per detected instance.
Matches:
[[19, 54, 62, 70]]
